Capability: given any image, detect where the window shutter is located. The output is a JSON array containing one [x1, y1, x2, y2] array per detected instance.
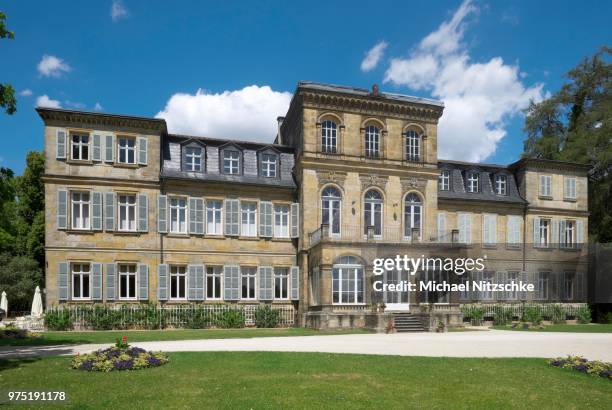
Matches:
[[465, 214, 472, 244], [157, 195, 167, 233], [506, 217, 512, 244], [138, 264, 149, 300], [56, 129, 67, 159], [224, 199, 239, 236], [92, 263, 103, 300], [57, 189, 68, 230], [92, 133, 102, 161], [157, 264, 168, 301], [437, 212, 446, 242], [138, 194, 148, 232], [495, 271, 504, 300], [92, 192, 103, 231], [189, 198, 204, 234], [564, 178, 569, 198], [105, 192, 116, 231], [290, 203, 300, 238], [458, 213, 465, 243], [104, 134, 115, 163], [290, 266, 299, 300], [259, 201, 273, 237], [181, 146, 188, 172], [483, 215, 490, 244], [258, 266, 273, 300], [105, 263, 116, 301], [138, 136, 148, 165], [187, 265, 205, 301], [559, 220, 567, 247], [223, 265, 240, 300], [576, 220, 584, 249], [533, 217, 540, 246], [58, 262, 69, 301], [551, 219, 558, 248]]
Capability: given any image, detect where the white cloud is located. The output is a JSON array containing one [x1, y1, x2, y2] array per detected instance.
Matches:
[[361, 41, 388, 72], [36, 95, 62, 108], [37, 55, 71, 78], [19, 89, 33, 97], [93, 102, 104, 111], [383, 0, 544, 162], [111, 0, 128, 22], [156, 85, 292, 143]]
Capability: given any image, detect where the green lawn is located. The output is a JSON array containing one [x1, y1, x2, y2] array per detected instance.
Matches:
[[0, 328, 373, 347], [492, 323, 612, 333], [0, 352, 610, 408]]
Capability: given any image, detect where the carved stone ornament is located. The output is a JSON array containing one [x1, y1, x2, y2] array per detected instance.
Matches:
[[317, 170, 347, 189], [400, 177, 427, 192], [359, 173, 389, 191]]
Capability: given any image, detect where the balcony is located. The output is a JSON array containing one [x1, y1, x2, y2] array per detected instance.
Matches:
[[308, 224, 423, 247]]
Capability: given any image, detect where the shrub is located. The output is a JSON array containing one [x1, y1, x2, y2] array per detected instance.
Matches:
[[576, 305, 592, 324], [523, 306, 543, 325], [185, 307, 215, 329], [548, 355, 612, 380], [602, 312, 612, 324], [45, 309, 73, 331], [461, 304, 485, 325], [492, 305, 514, 326], [71, 346, 169, 372], [254, 305, 280, 328], [215, 309, 245, 328], [551, 304, 567, 324], [0, 325, 40, 340]]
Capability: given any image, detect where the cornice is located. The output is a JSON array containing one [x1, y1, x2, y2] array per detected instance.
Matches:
[[36, 108, 167, 134], [43, 173, 160, 188]]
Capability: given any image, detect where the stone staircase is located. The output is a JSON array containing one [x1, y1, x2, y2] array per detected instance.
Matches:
[[393, 314, 426, 332]]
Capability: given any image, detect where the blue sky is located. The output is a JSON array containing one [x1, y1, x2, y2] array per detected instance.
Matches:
[[1, 0, 610, 172]]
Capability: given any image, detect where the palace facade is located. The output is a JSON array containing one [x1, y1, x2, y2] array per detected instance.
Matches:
[[39, 81, 590, 330]]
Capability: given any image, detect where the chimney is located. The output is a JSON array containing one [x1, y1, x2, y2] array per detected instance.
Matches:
[[371, 84, 379, 96], [276, 116, 285, 145]]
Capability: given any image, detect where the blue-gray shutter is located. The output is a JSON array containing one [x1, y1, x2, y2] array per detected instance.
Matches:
[[224, 265, 240, 300], [138, 137, 148, 165], [188, 265, 205, 301], [291, 203, 299, 238], [224, 199, 239, 236], [56, 129, 67, 159], [551, 219, 558, 249], [57, 189, 68, 230], [104, 192, 116, 231], [92, 263, 103, 300], [290, 266, 299, 300], [258, 266, 273, 300], [533, 217, 540, 247], [58, 262, 69, 301], [92, 192, 103, 231], [104, 134, 115, 163], [559, 220, 567, 247], [92, 133, 102, 161], [105, 263, 116, 301], [181, 146, 188, 171], [158, 264, 168, 301], [189, 198, 204, 234], [576, 220, 584, 250], [138, 194, 148, 232], [138, 264, 149, 300], [157, 195, 167, 233], [259, 201, 273, 237]]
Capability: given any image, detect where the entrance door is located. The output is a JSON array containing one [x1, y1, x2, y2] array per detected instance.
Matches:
[[384, 269, 410, 311]]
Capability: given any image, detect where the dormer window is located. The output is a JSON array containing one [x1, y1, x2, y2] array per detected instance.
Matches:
[[223, 150, 241, 175], [495, 174, 507, 195], [261, 153, 277, 178], [184, 146, 203, 172], [439, 170, 450, 191], [467, 172, 479, 193]]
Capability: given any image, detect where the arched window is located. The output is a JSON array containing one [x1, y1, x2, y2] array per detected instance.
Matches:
[[321, 186, 341, 236], [404, 193, 422, 240], [321, 120, 337, 154], [332, 256, 364, 304], [364, 125, 380, 158], [363, 189, 383, 237], [405, 130, 421, 161]]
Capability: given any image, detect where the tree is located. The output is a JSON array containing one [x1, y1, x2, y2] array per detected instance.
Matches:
[[0, 11, 16, 115], [17, 152, 45, 225], [0, 253, 43, 312], [522, 47, 612, 242]]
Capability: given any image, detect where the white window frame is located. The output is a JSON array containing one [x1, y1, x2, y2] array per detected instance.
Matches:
[[72, 263, 91, 300], [71, 191, 91, 230], [241, 202, 257, 237], [332, 263, 364, 305], [169, 197, 188, 234], [185, 146, 202, 172], [223, 150, 240, 175], [483, 214, 497, 246], [363, 190, 383, 238], [364, 125, 380, 158], [169, 265, 187, 300], [241, 266, 257, 300], [117, 136, 137, 165], [118, 263, 138, 300], [563, 271, 574, 300], [495, 175, 507, 195], [536, 272, 549, 300], [321, 120, 337, 153], [467, 172, 479, 193], [539, 175, 552, 197], [439, 170, 450, 191], [562, 219, 576, 249], [321, 187, 341, 237], [206, 200, 223, 235], [118, 194, 137, 232], [274, 204, 290, 238], [538, 218, 550, 247], [404, 193, 422, 240], [71, 133, 90, 161], [274, 267, 289, 300], [506, 271, 519, 300], [261, 153, 277, 177], [405, 130, 420, 161], [564, 177, 577, 200], [507, 216, 521, 247], [206, 266, 223, 300]]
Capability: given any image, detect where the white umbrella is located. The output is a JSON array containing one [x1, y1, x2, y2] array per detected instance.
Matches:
[[0, 291, 7, 317], [31, 287, 43, 317]]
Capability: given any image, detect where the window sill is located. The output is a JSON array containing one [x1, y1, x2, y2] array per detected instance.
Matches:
[[505, 245, 522, 250], [239, 236, 260, 241], [114, 230, 141, 236], [205, 233, 224, 238], [66, 159, 94, 165], [482, 244, 497, 249], [538, 196, 553, 200], [533, 246, 553, 251], [65, 229, 96, 235], [563, 198, 577, 202], [166, 233, 190, 238], [560, 246, 580, 252], [271, 237, 292, 242], [114, 163, 140, 169]]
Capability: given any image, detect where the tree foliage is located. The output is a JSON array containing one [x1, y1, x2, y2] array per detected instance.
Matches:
[[0, 253, 42, 312], [522, 47, 612, 242], [0, 11, 16, 115]]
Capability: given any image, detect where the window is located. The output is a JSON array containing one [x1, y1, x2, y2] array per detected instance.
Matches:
[[332, 256, 364, 304], [564, 177, 577, 200], [506, 271, 519, 300], [321, 120, 337, 153], [321, 186, 341, 236], [206, 200, 222, 235], [118, 194, 137, 232], [71, 133, 89, 161], [439, 170, 450, 191], [536, 272, 549, 300], [72, 263, 91, 300], [206, 266, 223, 299], [274, 204, 289, 238], [483, 214, 497, 246], [563, 272, 574, 300], [405, 130, 420, 161], [507, 216, 521, 247], [170, 265, 186, 299], [169, 197, 187, 234], [241, 202, 257, 237], [561, 220, 576, 249], [71, 192, 90, 230], [467, 172, 479, 193], [274, 267, 289, 299], [539, 175, 552, 197], [117, 136, 136, 164], [119, 264, 137, 299], [495, 175, 507, 195], [363, 189, 383, 237], [364, 125, 380, 158], [261, 153, 277, 177], [536, 218, 550, 247], [404, 193, 422, 240], [241, 266, 257, 299], [185, 147, 202, 172], [481, 271, 494, 300], [223, 150, 240, 174]]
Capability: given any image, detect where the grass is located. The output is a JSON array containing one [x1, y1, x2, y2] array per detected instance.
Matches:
[[0, 352, 610, 408], [0, 327, 373, 347], [492, 323, 612, 333]]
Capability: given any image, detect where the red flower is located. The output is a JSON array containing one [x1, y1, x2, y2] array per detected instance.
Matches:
[[122, 336, 127, 343]]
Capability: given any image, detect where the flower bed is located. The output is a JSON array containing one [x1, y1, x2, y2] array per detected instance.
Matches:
[[0, 325, 40, 340], [71, 346, 169, 372], [548, 356, 612, 380]]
